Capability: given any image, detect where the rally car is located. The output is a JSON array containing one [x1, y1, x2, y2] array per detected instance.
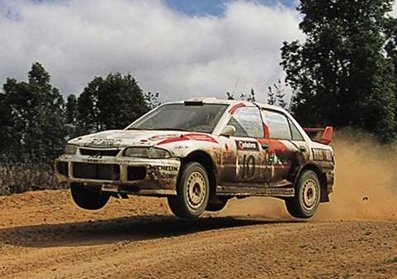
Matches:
[[55, 98, 335, 219]]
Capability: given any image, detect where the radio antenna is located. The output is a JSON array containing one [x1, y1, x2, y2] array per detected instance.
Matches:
[[232, 78, 240, 95]]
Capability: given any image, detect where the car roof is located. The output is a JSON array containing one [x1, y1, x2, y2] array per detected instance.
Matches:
[[165, 97, 288, 114]]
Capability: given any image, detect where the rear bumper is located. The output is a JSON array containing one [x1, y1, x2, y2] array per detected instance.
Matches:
[[54, 154, 181, 196]]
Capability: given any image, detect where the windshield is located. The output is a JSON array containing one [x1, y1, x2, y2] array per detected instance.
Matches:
[[127, 103, 228, 133]]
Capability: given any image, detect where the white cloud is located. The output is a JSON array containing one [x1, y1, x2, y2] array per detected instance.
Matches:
[[0, 0, 302, 102]]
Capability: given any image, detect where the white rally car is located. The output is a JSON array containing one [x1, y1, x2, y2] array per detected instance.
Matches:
[[55, 98, 335, 219]]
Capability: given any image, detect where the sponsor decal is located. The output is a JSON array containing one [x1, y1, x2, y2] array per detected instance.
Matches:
[[155, 165, 179, 179], [240, 154, 256, 178], [312, 148, 333, 161], [89, 138, 123, 146], [157, 165, 178, 172], [236, 140, 259, 151]]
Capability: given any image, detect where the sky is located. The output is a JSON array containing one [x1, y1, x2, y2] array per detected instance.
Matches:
[[0, 0, 395, 103]]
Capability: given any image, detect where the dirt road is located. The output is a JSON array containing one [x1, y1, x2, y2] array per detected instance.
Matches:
[[0, 190, 396, 279]]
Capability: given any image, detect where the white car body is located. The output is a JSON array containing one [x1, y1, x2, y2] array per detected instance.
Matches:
[[55, 98, 335, 218]]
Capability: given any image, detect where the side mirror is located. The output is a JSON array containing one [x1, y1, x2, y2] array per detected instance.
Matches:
[[220, 125, 236, 137]]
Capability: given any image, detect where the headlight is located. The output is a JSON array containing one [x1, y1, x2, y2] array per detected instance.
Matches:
[[64, 144, 78, 155], [124, 147, 171, 159]]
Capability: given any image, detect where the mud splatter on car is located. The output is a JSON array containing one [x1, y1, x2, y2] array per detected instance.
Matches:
[[55, 98, 335, 219]]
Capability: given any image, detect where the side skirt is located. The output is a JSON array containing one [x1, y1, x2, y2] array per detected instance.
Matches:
[[216, 185, 295, 198]]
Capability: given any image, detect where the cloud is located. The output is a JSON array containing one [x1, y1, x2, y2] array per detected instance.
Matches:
[[0, 0, 302, 102]]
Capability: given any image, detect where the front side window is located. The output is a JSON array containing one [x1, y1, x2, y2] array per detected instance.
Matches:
[[128, 103, 228, 133], [227, 106, 264, 138], [262, 110, 291, 140]]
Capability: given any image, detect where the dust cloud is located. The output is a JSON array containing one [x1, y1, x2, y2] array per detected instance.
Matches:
[[315, 130, 397, 221], [220, 130, 397, 221]]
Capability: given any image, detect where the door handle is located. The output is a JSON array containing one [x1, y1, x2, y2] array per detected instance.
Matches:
[[261, 143, 269, 150], [299, 146, 307, 152]]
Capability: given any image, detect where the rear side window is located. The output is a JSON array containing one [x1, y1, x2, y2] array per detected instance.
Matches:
[[262, 110, 291, 140], [288, 118, 304, 141], [227, 107, 264, 138]]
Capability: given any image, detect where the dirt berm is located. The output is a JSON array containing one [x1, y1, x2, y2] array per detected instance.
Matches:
[[0, 134, 396, 278]]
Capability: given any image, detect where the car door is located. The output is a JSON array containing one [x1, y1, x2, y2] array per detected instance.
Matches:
[[260, 109, 307, 185], [219, 105, 271, 186]]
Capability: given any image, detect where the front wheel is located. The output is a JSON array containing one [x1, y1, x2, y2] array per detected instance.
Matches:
[[70, 183, 110, 210], [285, 170, 321, 218], [167, 162, 210, 219]]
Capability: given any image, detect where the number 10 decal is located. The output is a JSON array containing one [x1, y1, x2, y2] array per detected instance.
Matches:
[[241, 155, 255, 178]]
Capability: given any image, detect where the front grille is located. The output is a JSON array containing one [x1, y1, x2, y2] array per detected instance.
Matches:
[[80, 148, 120, 157], [72, 163, 120, 180]]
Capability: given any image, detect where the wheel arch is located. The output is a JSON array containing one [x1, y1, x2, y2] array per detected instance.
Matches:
[[295, 163, 329, 202], [180, 150, 217, 195]]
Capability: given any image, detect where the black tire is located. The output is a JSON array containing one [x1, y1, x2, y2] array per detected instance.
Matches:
[[285, 170, 321, 219], [167, 162, 210, 219], [70, 183, 110, 210]]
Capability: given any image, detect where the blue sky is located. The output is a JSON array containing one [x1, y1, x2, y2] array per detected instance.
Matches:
[[166, 0, 297, 16]]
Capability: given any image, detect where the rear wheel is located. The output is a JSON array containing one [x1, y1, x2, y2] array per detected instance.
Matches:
[[70, 183, 110, 210], [285, 170, 320, 218], [167, 162, 210, 219]]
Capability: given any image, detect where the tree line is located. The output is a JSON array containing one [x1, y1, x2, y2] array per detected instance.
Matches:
[[2, 0, 397, 167], [0, 62, 157, 165], [281, 0, 397, 143]]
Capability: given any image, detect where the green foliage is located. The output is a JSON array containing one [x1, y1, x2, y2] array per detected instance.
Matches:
[[145, 92, 161, 109], [226, 92, 235, 100], [0, 64, 158, 195], [66, 94, 78, 125], [0, 62, 67, 163], [281, 0, 397, 142], [77, 73, 150, 134], [267, 80, 287, 108], [240, 88, 256, 102]]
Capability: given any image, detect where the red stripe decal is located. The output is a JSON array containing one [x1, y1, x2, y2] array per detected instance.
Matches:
[[228, 103, 246, 115], [158, 133, 218, 145]]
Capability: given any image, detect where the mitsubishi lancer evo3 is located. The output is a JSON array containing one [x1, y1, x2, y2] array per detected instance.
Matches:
[[55, 98, 335, 219]]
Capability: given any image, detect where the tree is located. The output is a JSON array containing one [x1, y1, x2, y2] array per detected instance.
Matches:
[[281, 0, 396, 142], [77, 73, 150, 134], [144, 92, 161, 109], [240, 88, 256, 102], [267, 86, 276, 105], [66, 94, 78, 125], [267, 80, 287, 108], [226, 92, 235, 100], [384, 17, 397, 137], [1, 62, 67, 162]]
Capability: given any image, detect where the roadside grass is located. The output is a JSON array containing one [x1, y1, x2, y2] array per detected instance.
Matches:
[[0, 163, 65, 195]]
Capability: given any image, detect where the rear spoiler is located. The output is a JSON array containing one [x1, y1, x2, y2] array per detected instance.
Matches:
[[303, 126, 333, 145]]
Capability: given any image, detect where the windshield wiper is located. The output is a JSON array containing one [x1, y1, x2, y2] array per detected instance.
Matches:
[[128, 127, 190, 132], [127, 127, 148, 130]]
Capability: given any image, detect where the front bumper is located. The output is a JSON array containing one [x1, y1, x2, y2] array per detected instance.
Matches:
[[54, 154, 181, 196]]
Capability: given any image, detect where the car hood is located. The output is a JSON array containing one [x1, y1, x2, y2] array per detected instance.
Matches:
[[68, 129, 204, 148]]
